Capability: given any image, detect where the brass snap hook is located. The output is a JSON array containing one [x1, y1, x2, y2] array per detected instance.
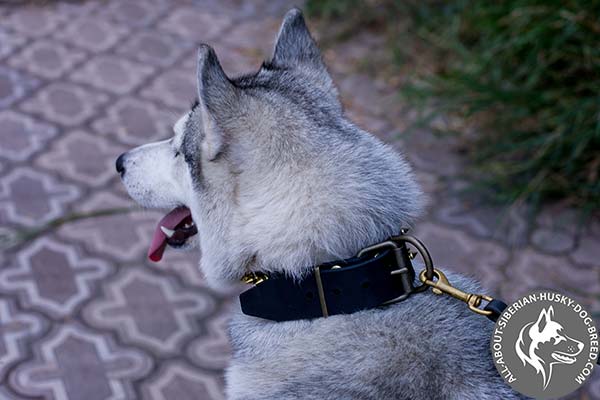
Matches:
[[418, 268, 493, 317]]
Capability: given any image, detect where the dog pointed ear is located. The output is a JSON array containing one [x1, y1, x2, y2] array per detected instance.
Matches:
[[196, 45, 236, 161], [272, 8, 324, 70], [535, 307, 552, 332], [271, 9, 338, 101]]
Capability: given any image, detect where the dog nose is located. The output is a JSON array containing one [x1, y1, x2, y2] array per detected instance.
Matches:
[[116, 153, 126, 176]]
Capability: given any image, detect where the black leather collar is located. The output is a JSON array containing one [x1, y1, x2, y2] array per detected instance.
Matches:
[[240, 241, 415, 322]]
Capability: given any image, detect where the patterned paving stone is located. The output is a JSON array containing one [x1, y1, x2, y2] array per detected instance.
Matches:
[[8, 39, 87, 80], [0, 298, 46, 382], [36, 129, 126, 187], [0, 386, 28, 400], [84, 267, 216, 356], [0, 66, 40, 110], [0, 236, 113, 318], [116, 30, 194, 68], [0, 110, 57, 162], [99, 0, 170, 28], [140, 66, 197, 110], [10, 322, 152, 400], [92, 96, 176, 146], [188, 311, 231, 371], [56, 191, 157, 262], [1, 5, 67, 38], [155, 249, 207, 289], [193, 43, 264, 77], [20, 82, 109, 126], [0, 167, 80, 227], [140, 361, 225, 400], [158, 6, 232, 42], [218, 17, 280, 59], [0, 29, 26, 60], [53, 0, 102, 17], [70, 55, 155, 95], [53, 16, 129, 52]]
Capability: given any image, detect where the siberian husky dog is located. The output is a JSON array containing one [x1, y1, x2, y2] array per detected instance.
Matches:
[[117, 8, 524, 400]]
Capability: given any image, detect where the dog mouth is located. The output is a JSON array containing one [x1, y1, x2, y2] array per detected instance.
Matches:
[[148, 206, 198, 262], [551, 351, 578, 364]]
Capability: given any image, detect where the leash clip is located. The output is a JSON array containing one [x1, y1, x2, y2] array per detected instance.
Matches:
[[418, 268, 493, 317]]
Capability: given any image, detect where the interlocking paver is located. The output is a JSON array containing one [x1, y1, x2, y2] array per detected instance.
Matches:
[[20, 82, 109, 126], [0, 236, 113, 318], [53, 16, 129, 52], [84, 267, 216, 356], [8, 39, 87, 80], [0, 298, 46, 382], [10, 322, 152, 400], [36, 129, 127, 187], [0, 167, 80, 227], [0, 66, 40, 109], [56, 191, 159, 262], [157, 7, 232, 42], [70, 55, 155, 95], [1, 5, 67, 38], [92, 96, 176, 146], [98, 0, 170, 28], [188, 311, 231, 370], [0, 110, 57, 162], [140, 66, 197, 110], [0, 0, 598, 399], [140, 361, 225, 400], [116, 30, 195, 67], [0, 29, 26, 60]]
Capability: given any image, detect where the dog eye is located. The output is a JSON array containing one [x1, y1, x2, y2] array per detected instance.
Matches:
[[554, 336, 564, 344], [174, 151, 180, 158]]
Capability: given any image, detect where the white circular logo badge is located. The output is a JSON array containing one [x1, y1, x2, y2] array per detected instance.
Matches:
[[491, 291, 598, 399]]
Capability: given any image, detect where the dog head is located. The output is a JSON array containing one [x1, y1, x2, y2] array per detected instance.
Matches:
[[515, 306, 584, 389], [117, 9, 424, 289]]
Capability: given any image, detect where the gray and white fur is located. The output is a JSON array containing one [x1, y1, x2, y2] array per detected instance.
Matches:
[[118, 8, 524, 399]]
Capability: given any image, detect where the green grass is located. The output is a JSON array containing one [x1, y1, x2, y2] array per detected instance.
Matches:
[[308, 0, 600, 211]]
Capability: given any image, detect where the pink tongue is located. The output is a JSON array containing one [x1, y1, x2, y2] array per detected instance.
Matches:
[[148, 207, 192, 262]]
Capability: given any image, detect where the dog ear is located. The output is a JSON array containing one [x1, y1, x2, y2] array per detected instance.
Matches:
[[535, 307, 552, 332], [196, 45, 237, 161], [272, 8, 325, 71], [271, 9, 339, 101]]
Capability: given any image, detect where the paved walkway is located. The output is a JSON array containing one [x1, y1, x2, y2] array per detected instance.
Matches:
[[0, 1, 598, 399]]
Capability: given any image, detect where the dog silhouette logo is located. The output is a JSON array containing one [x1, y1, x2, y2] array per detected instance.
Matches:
[[491, 291, 598, 399], [515, 306, 584, 389]]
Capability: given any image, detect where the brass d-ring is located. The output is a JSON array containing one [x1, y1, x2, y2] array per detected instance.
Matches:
[[390, 234, 434, 293]]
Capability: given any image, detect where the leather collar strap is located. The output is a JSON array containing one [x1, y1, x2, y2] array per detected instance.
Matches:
[[240, 244, 415, 322]]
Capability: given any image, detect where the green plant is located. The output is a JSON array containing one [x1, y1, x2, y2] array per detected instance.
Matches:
[[308, 0, 600, 210]]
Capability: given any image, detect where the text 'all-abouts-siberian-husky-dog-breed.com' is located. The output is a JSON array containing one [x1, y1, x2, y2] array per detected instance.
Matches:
[[115, 8, 526, 400]]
